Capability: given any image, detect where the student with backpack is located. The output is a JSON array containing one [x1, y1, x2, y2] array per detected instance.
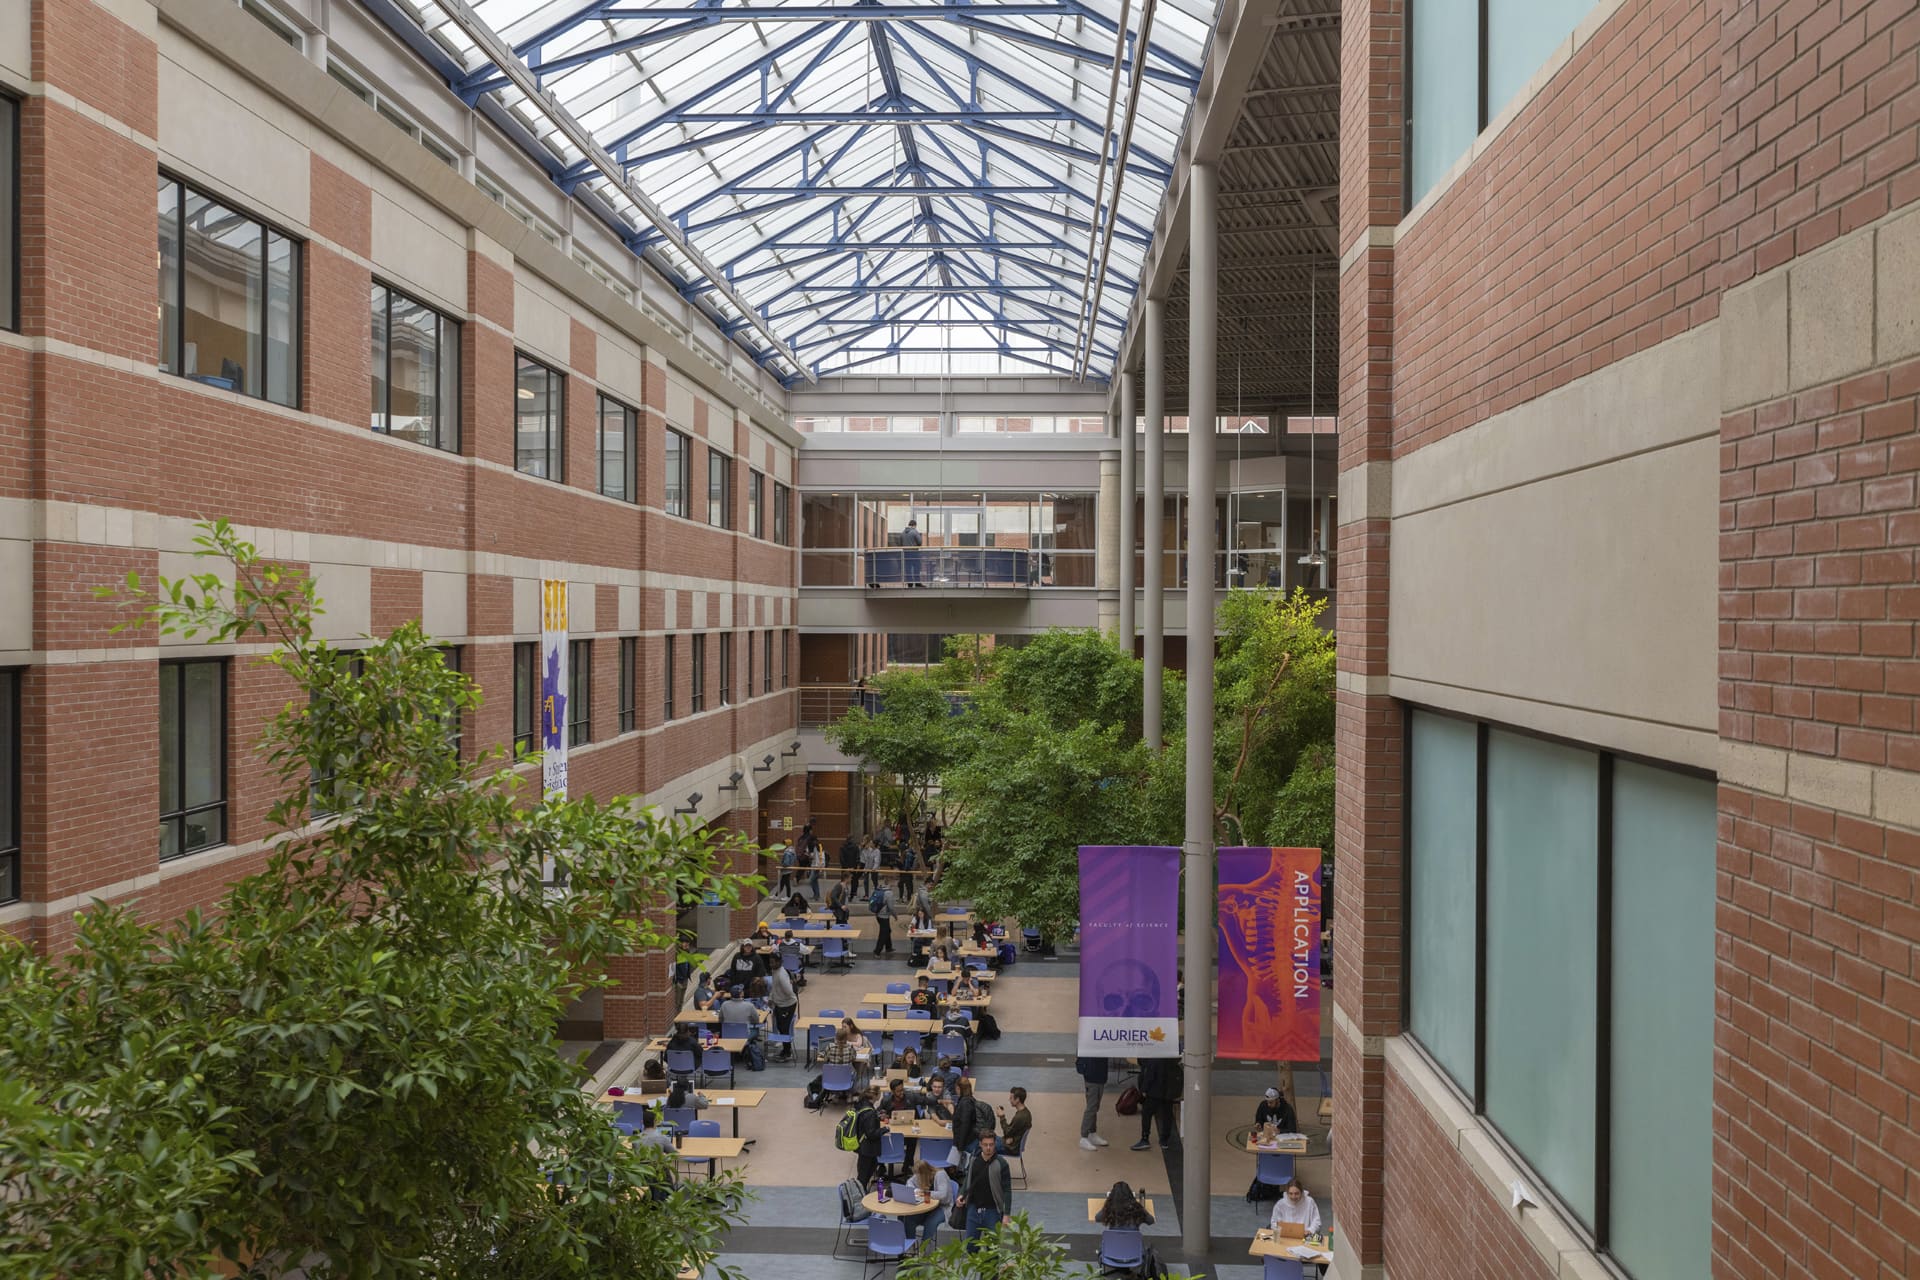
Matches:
[[950, 1077, 995, 1157], [870, 884, 897, 955], [836, 1085, 885, 1188]]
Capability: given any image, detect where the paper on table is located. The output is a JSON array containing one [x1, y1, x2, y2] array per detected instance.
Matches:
[[714, 1096, 737, 1105], [1288, 1245, 1322, 1260]]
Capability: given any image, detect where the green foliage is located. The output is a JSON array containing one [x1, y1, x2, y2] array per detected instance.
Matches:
[[1211, 589, 1336, 848], [1266, 744, 1335, 854], [898, 1212, 1203, 1279], [820, 667, 960, 823], [2, 519, 752, 1280]]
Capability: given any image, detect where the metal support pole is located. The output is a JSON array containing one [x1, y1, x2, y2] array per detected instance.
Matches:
[[1117, 371, 1137, 650], [1142, 299, 1166, 751], [1180, 160, 1218, 1261]]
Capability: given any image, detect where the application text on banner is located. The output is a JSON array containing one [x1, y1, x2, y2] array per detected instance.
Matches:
[[1217, 846, 1324, 1061], [539, 579, 569, 801], [1077, 846, 1181, 1057]]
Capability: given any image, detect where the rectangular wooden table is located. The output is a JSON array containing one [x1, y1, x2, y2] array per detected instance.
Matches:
[[780, 926, 858, 939], [645, 1036, 748, 1056], [926, 966, 997, 982], [596, 1087, 766, 1138], [674, 1134, 748, 1171], [885, 1115, 954, 1139], [1244, 1135, 1310, 1156], [934, 911, 974, 924], [1249, 1229, 1332, 1264], [1086, 1196, 1155, 1221], [672, 1009, 720, 1024], [863, 992, 992, 1009]]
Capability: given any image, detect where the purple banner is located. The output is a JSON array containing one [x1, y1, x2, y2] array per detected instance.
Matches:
[[1077, 845, 1181, 1057]]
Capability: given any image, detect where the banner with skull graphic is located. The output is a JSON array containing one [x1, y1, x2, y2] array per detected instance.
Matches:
[[1217, 846, 1324, 1061], [1077, 846, 1181, 1057]]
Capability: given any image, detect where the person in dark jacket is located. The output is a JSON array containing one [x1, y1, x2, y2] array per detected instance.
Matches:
[[852, 1086, 885, 1188], [1075, 1056, 1111, 1149], [950, 1077, 994, 1155], [1130, 1056, 1183, 1150], [1254, 1085, 1298, 1132], [956, 1131, 1014, 1243]]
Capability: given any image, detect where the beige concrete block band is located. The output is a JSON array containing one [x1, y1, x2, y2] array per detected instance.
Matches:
[[1719, 741, 1920, 834]]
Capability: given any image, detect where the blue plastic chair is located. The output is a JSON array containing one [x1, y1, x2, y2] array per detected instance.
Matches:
[[864, 1215, 910, 1277], [879, 1131, 907, 1168], [721, 1021, 752, 1041], [1098, 1227, 1146, 1270], [700, 1046, 734, 1087], [864, 1030, 885, 1056], [783, 951, 804, 977], [885, 981, 911, 994], [766, 1028, 794, 1062], [610, 1102, 647, 1136], [665, 1048, 698, 1082], [888, 1030, 924, 1065], [1256, 1151, 1297, 1188], [662, 1106, 697, 1133], [857, 1007, 883, 1019], [834, 1179, 872, 1260], [929, 977, 951, 995], [808, 1024, 835, 1064], [904, 1009, 932, 1023], [1263, 1257, 1307, 1280], [917, 1137, 954, 1169], [819, 1008, 847, 1019], [822, 1063, 856, 1099], [823, 937, 853, 968], [682, 1118, 723, 1179], [964, 955, 990, 971], [935, 1032, 967, 1063]]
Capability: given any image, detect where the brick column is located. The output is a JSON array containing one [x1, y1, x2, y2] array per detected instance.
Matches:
[[1331, 1, 1406, 1274], [717, 805, 761, 939], [603, 896, 678, 1042]]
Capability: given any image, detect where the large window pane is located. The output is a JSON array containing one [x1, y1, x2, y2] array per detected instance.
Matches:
[[691, 634, 706, 712], [1410, 0, 1481, 205], [515, 355, 562, 479], [370, 284, 389, 431], [1487, 0, 1597, 118], [748, 471, 764, 538], [1485, 729, 1598, 1224], [157, 177, 180, 369], [1609, 763, 1715, 1280], [181, 189, 263, 397], [665, 429, 689, 516], [0, 97, 16, 330], [1408, 710, 1478, 1093], [708, 450, 731, 527], [719, 632, 733, 705], [386, 290, 439, 446], [513, 642, 536, 754], [264, 231, 298, 406], [159, 661, 225, 860], [599, 395, 634, 501], [568, 639, 591, 745], [664, 635, 677, 720]]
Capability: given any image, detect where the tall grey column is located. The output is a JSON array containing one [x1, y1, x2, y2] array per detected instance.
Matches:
[[1180, 159, 1218, 1261], [1142, 300, 1166, 750], [1117, 371, 1137, 650]]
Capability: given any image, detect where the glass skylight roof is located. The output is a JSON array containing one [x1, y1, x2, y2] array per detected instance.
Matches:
[[387, 0, 1218, 384]]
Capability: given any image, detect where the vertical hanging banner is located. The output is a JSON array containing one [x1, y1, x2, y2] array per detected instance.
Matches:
[[1217, 847, 1324, 1061], [539, 579, 569, 799], [1077, 846, 1181, 1056]]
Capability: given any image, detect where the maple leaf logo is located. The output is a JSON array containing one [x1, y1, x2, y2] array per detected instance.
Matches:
[[1147, 1027, 1166, 1042]]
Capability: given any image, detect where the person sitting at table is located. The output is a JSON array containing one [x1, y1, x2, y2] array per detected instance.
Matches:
[[895, 1045, 925, 1081], [819, 1026, 861, 1097], [665, 1022, 701, 1058], [970, 921, 991, 948], [1094, 1180, 1154, 1227], [909, 974, 940, 1014], [1269, 1177, 1323, 1235], [996, 1087, 1033, 1156], [782, 889, 810, 917], [752, 919, 776, 943], [941, 1004, 975, 1054], [901, 1158, 954, 1246], [951, 970, 985, 1001], [840, 1017, 875, 1090], [691, 970, 715, 1010], [632, 1103, 677, 1156], [931, 1056, 964, 1094], [778, 930, 808, 975], [909, 904, 934, 934], [918, 1073, 954, 1123], [1254, 1085, 1298, 1134], [878, 1077, 916, 1118], [667, 1078, 710, 1112], [717, 986, 764, 1067]]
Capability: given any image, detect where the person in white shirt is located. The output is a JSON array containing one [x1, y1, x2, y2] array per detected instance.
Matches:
[[1269, 1177, 1323, 1234]]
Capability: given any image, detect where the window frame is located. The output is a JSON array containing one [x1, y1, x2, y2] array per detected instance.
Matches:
[[664, 428, 691, 518], [567, 638, 591, 747], [0, 94, 17, 333], [773, 481, 791, 545], [0, 668, 18, 904], [690, 633, 706, 713], [780, 628, 790, 689], [718, 632, 733, 707], [157, 173, 302, 407], [748, 470, 765, 538], [370, 280, 461, 453], [158, 658, 228, 861], [513, 641, 538, 756], [707, 447, 732, 529], [597, 393, 638, 502], [664, 634, 677, 721], [618, 636, 637, 733], [1399, 703, 1717, 1264], [512, 352, 565, 482], [762, 630, 774, 694]]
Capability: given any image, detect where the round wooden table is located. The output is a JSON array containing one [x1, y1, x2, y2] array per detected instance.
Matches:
[[861, 1188, 942, 1217]]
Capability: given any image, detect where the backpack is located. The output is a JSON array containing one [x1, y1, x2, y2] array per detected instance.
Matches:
[[834, 1106, 864, 1152], [868, 888, 887, 914], [804, 1074, 825, 1111]]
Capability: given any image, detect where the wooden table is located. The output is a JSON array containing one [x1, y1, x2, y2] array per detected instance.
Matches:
[[674, 1135, 748, 1172], [673, 1009, 720, 1024], [861, 1188, 940, 1217], [601, 1087, 767, 1139], [677, 1265, 699, 1280], [925, 966, 997, 982], [1249, 1229, 1332, 1265], [1245, 1135, 1311, 1156], [934, 911, 974, 925], [886, 1115, 954, 1139], [645, 1036, 748, 1056], [799, 1015, 933, 1033], [1086, 1196, 1155, 1222], [781, 926, 858, 939]]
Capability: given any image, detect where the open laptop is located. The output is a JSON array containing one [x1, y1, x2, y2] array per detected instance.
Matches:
[[1276, 1220, 1308, 1240]]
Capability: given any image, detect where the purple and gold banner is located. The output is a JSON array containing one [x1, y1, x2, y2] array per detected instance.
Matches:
[[1217, 846, 1324, 1061], [1077, 846, 1181, 1057]]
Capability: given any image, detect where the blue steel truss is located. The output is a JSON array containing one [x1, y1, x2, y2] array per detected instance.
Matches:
[[382, 0, 1220, 383]]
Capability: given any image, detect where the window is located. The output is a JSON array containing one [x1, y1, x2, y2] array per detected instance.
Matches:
[[598, 394, 636, 501], [618, 637, 637, 733], [780, 629, 790, 688], [664, 635, 677, 721], [748, 470, 765, 538], [371, 283, 460, 452], [762, 631, 774, 694], [514, 354, 563, 480], [774, 482, 791, 545], [567, 639, 591, 746], [158, 660, 226, 859], [513, 641, 537, 755], [718, 633, 733, 707], [707, 448, 732, 528], [1403, 710, 1715, 1277], [0, 669, 17, 904], [690, 634, 706, 713], [157, 175, 300, 406], [746, 631, 755, 700], [1406, 0, 1598, 206], [0, 97, 16, 332], [664, 429, 690, 517], [239, 0, 303, 47]]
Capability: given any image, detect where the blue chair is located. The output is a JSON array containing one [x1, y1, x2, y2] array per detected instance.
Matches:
[[864, 1216, 910, 1277], [819, 1008, 846, 1019], [610, 1102, 647, 1136], [929, 977, 951, 995], [822, 1063, 856, 1099], [1256, 1151, 1297, 1189], [721, 1021, 752, 1041], [766, 1028, 794, 1062], [904, 1009, 932, 1023], [834, 1178, 872, 1259], [885, 981, 910, 995], [964, 955, 990, 971], [700, 1046, 734, 1088], [878, 1131, 907, 1170], [857, 1007, 883, 1019], [662, 1106, 697, 1133], [808, 1024, 835, 1065], [864, 1030, 885, 1057], [783, 951, 804, 977], [1098, 1227, 1146, 1270], [917, 1137, 954, 1169], [1263, 1257, 1307, 1280], [1022, 927, 1041, 951], [888, 1030, 923, 1064], [935, 1032, 967, 1064], [682, 1118, 722, 1179], [823, 938, 853, 968], [665, 1048, 697, 1083]]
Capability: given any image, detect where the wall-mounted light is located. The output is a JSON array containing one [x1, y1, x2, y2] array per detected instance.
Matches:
[[753, 753, 776, 773], [719, 770, 744, 793], [673, 791, 703, 816], [782, 740, 802, 758]]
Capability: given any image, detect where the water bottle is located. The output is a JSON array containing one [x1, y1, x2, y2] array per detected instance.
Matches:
[[878, 1181, 889, 1204]]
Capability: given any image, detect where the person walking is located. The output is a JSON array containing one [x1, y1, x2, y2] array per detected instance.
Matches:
[[1075, 1055, 1111, 1150], [808, 841, 825, 899], [955, 1131, 1013, 1245], [872, 883, 897, 955], [859, 837, 882, 899], [851, 1086, 885, 1189], [1130, 1056, 1183, 1151], [768, 962, 800, 1060], [776, 838, 798, 896]]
